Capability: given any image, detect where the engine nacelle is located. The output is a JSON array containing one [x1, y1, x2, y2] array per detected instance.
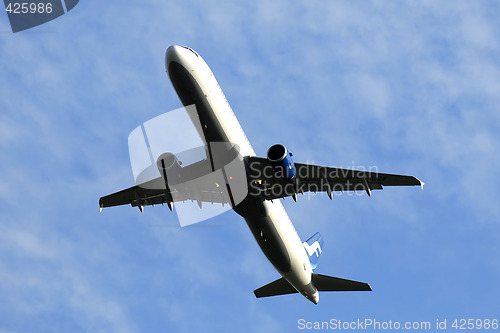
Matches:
[[156, 152, 182, 182], [266, 144, 296, 180]]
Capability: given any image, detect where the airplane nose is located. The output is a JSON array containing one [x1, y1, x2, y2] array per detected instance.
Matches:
[[166, 45, 181, 56], [165, 45, 200, 72], [165, 45, 182, 70]]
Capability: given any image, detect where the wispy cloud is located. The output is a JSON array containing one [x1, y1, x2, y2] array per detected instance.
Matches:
[[1, 0, 499, 331]]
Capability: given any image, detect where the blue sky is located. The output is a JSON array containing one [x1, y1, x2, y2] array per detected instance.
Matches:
[[1, 1, 499, 332]]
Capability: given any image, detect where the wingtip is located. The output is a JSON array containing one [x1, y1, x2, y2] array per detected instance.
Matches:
[[414, 177, 424, 190]]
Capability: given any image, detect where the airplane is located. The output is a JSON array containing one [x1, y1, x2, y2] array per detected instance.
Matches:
[[99, 45, 423, 304]]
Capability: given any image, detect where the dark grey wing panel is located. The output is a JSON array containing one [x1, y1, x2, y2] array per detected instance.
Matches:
[[99, 186, 163, 208], [99, 177, 174, 210], [294, 162, 423, 189], [247, 157, 423, 200], [99, 176, 230, 211]]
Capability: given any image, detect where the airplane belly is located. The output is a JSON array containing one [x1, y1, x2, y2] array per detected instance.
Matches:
[[238, 197, 313, 289], [165, 46, 314, 300], [168, 61, 229, 144], [244, 214, 291, 273], [167, 60, 255, 158], [268, 200, 313, 288]]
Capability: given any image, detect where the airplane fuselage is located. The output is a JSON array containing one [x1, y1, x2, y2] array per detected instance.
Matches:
[[166, 45, 319, 303]]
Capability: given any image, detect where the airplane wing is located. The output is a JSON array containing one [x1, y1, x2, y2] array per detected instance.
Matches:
[[100, 155, 423, 211], [247, 157, 423, 201], [99, 175, 231, 212]]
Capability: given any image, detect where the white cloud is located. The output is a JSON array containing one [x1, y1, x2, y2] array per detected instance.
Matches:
[[1, 0, 499, 330]]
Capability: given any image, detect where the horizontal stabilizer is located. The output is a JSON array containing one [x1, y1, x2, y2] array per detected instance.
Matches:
[[312, 273, 372, 291], [254, 274, 371, 299], [254, 277, 297, 298]]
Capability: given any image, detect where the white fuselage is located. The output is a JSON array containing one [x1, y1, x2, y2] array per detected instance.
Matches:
[[165, 45, 318, 304]]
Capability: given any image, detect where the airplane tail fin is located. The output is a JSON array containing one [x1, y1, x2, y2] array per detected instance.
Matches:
[[303, 232, 324, 270], [254, 274, 371, 299]]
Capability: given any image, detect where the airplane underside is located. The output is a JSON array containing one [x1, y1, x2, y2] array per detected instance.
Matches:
[[99, 45, 423, 304]]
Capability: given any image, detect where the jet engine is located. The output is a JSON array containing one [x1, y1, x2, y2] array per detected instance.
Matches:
[[266, 144, 296, 180], [156, 152, 182, 183]]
